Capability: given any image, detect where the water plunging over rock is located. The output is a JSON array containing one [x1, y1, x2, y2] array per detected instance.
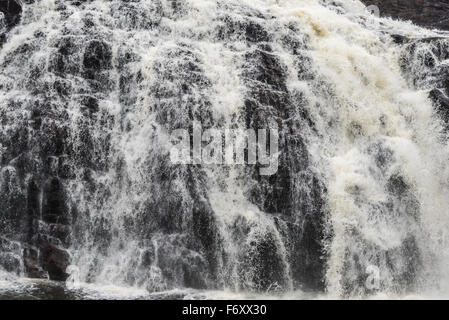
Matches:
[[1, 0, 449, 299]]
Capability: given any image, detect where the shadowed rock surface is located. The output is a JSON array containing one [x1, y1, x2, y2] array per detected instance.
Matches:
[[361, 0, 449, 30], [0, 0, 22, 44]]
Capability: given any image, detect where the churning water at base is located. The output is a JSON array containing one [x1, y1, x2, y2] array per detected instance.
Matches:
[[1, 0, 449, 299]]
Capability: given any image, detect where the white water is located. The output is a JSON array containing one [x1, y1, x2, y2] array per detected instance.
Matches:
[[1, 0, 449, 299]]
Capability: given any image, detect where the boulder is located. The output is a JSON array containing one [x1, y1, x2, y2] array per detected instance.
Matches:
[[39, 243, 70, 281]]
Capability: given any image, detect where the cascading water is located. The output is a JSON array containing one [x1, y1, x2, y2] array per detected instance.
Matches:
[[1, 0, 449, 299]]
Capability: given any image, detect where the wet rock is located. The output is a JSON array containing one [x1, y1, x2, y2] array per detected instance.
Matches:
[[39, 243, 70, 281], [239, 230, 289, 292], [70, 1, 91, 7], [163, 0, 188, 18], [0, 252, 21, 273], [0, 166, 28, 242], [238, 31, 328, 292], [154, 235, 210, 290], [338, 230, 421, 297], [0, 237, 21, 253], [0, 0, 22, 45], [391, 34, 410, 45], [397, 36, 449, 131], [0, 0, 21, 26], [191, 199, 222, 280], [24, 245, 48, 279], [430, 89, 449, 126], [0, 238, 23, 274], [112, 0, 163, 30], [48, 223, 71, 247], [26, 179, 40, 242], [217, 13, 271, 43], [361, 1, 449, 30], [49, 37, 81, 75], [270, 176, 328, 292], [245, 46, 287, 91], [150, 45, 213, 129], [42, 177, 69, 225], [387, 174, 409, 197], [24, 257, 48, 279], [83, 40, 112, 71], [80, 95, 99, 114]]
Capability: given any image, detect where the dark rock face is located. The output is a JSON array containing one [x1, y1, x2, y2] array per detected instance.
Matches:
[[39, 243, 70, 281], [361, 0, 449, 30], [397, 36, 449, 129], [0, 0, 21, 27], [0, 0, 22, 44], [241, 40, 327, 291], [0, 2, 73, 281]]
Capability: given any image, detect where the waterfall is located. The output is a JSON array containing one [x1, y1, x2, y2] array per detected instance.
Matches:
[[1, 0, 449, 299]]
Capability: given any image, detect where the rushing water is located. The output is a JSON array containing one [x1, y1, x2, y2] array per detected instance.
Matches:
[[1, 0, 449, 299]]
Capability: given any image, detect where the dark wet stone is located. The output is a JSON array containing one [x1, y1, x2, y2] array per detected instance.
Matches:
[[49, 37, 81, 75], [24, 250, 48, 279], [239, 231, 289, 292], [391, 34, 410, 45], [42, 178, 69, 225], [24, 259, 48, 279], [0, 0, 22, 44], [238, 35, 328, 292], [387, 174, 409, 197], [153, 235, 210, 291], [217, 14, 270, 43], [39, 243, 70, 281], [26, 179, 40, 242], [48, 223, 71, 247], [430, 89, 449, 125], [361, 1, 449, 30], [0, 252, 21, 273], [83, 40, 112, 71], [113, 0, 163, 30], [70, 0, 91, 6], [80, 95, 99, 114], [398, 36, 449, 134], [0, 167, 28, 242]]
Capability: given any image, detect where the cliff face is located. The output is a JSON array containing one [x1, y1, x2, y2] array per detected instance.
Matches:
[[361, 0, 449, 30]]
